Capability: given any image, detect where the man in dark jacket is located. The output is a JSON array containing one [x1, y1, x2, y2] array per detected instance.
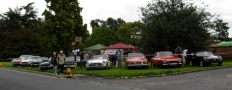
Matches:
[[51, 52, 58, 75]]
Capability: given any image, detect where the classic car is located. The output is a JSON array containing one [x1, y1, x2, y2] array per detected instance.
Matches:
[[31, 56, 43, 67], [64, 56, 80, 68], [85, 54, 111, 70], [11, 58, 21, 66], [39, 57, 53, 71], [20, 55, 34, 67], [125, 53, 148, 69], [21, 56, 40, 67], [188, 51, 222, 67], [150, 51, 182, 68], [12, 55, 33, 66]]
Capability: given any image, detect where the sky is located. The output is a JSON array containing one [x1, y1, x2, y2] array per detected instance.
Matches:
[[0, 0, 231, 37]]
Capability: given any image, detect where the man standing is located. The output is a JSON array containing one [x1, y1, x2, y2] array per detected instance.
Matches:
[[57, 50, 66, 74]]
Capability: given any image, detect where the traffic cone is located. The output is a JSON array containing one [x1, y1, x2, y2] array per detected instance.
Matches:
[[0, 63, 2, 68], [66, 68, 72, 78]]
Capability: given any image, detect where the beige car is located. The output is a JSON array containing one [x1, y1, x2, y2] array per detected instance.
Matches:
[[11, 58, 21, 66], [12, 55, 33, 66]]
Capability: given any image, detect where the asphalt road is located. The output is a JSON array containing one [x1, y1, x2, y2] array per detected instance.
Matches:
[[1, 67, 232, 90], [80, 68, 232, 90], [0, 68, 133, 90]]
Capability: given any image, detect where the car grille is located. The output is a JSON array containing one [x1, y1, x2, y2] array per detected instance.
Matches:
[[132, 62, 142, 64], [90, 63, 102, 67], [21, 62, 28, 64], [208, 58, 220, 62], [168, 61, 179, 64]]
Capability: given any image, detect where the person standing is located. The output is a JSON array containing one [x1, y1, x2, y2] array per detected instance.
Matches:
[[175, 45, 182, 57], [113, 51, 119, 68], [51, 52, 58, 75], [57, 50, 66, 74]]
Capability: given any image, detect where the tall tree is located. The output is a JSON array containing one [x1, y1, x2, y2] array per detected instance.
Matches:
[[86, 27, 118, 46], [90, 17, 126, 32], [43, 0, 89, 55], [140, 0, 213, 54], [117, 21, 144, 46], [0, 3, 48, 58], [213, 19, 230, 41]]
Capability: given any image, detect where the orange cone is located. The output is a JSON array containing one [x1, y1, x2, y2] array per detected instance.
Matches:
[[0, 63, 2, 68], [66, 68, 72, 78]]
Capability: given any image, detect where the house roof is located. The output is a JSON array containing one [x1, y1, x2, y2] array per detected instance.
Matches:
[[101, 43, 135, 49]]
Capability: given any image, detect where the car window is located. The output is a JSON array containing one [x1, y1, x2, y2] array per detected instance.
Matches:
[[156, 52, 173, 57], [92, 55, 107, 59], [197, 51, 213, 56], [128, 53, 144, 58]]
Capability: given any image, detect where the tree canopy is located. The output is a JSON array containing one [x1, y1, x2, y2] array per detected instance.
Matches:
[[139, 0, 214, 53], [43, 0, 89, 56]]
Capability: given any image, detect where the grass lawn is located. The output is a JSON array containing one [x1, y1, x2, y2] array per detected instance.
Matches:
[[1, 61, 232, 78]]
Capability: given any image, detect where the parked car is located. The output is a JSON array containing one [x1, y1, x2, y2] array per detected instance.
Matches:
[[125, 53, 148, 69], [41, 57, 49, 62], [150, 51, 182, 68], [31, 56, 43, 67], [11, 58, 21, 66], [64, 56, 80, 68], [12, 55, 33, 66], [20, 55, 34, 67], [188, 51, 222, 67], [39, 57, 53, 71], [85, 55, 111, 70], [21, 56, 40, 67]]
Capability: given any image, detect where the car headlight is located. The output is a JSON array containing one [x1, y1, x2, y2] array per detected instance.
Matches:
[[103, 61, 106, 63], [162, 60, 166, 63]]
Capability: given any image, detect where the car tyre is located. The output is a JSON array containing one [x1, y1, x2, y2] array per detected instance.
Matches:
[[189, 60, 193, 66], [40, 68, 45, 71], [126, 65, 130, 70], [158, 61, 163, 68], [200, 61, 204, 67], [151, 62, 155, 67]]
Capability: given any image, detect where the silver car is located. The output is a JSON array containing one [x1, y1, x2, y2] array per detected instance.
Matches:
[[86, 55, 111, 70], [64, 56, 80, 68]]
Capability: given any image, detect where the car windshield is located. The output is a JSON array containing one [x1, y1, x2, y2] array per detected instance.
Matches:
[[127, 53, 144, 58], [197, 51, 213, 56], [156, 52, 173, 57], [66, 57, 74, 61], [92, 55, 107, 59]]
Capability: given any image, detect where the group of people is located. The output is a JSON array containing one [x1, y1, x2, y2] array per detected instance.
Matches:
[[50, 50, 66, 75], [175, 45, 188, 65], [111, 50, 124, 68]]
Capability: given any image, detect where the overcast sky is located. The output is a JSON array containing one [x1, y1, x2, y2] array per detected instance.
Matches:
[[0, 0, 231, 37]]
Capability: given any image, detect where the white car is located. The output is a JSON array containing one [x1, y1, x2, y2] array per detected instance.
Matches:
[[86, 55, 111, 70], [21, 56, 40, 67]]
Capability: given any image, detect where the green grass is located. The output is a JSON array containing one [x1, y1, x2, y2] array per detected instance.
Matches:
[[1, 61, 232, 78]]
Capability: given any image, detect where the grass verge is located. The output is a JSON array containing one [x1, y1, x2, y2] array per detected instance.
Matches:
[[1, 61, 232, 79]]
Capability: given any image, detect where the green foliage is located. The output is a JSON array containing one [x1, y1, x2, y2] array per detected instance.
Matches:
[[139, 0, 213, 53], [117, 21, 144, 47], [86, 27, 118, 46], [42, 0, 89, 56], [90, 17, 126, 32], [0, 2, 50, 58], [213, 19, 230, 41]]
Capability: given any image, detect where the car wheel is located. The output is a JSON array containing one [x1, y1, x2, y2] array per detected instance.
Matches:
[[40, 68, 44, 71], [151, 62, 155, 67], [189, 60, 193, 66], [159, 61, 163, 68], [105, 63, 108, 70], [126, 65, 130, 70], [200, 61, 204, 67]]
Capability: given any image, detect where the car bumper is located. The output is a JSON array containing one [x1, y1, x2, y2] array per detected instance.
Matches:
[[162, 63, 182, 66], [64, 64, 75, 68], [127, 64, 148, 67]]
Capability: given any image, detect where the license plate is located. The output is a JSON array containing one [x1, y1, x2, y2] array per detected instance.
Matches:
[[169, 63, 178, 65]]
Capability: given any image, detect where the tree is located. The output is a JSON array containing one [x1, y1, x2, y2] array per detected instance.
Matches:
[[139, 0, 213, 54], [213, 19, 230, 41], [43, 0, 89, 56], [0, 3, 49, 58], [90, 17, 126, 32], [85, 27, 118, 46], [117, 21, 144, 47]]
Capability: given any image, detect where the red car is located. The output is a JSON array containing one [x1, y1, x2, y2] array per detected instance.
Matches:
[[125, 53, 148, 69], [150, 51, 182, 68]]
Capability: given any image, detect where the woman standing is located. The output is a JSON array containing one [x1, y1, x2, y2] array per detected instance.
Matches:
[[57, 50, 66, 74], [51, 52, 58, 75]]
